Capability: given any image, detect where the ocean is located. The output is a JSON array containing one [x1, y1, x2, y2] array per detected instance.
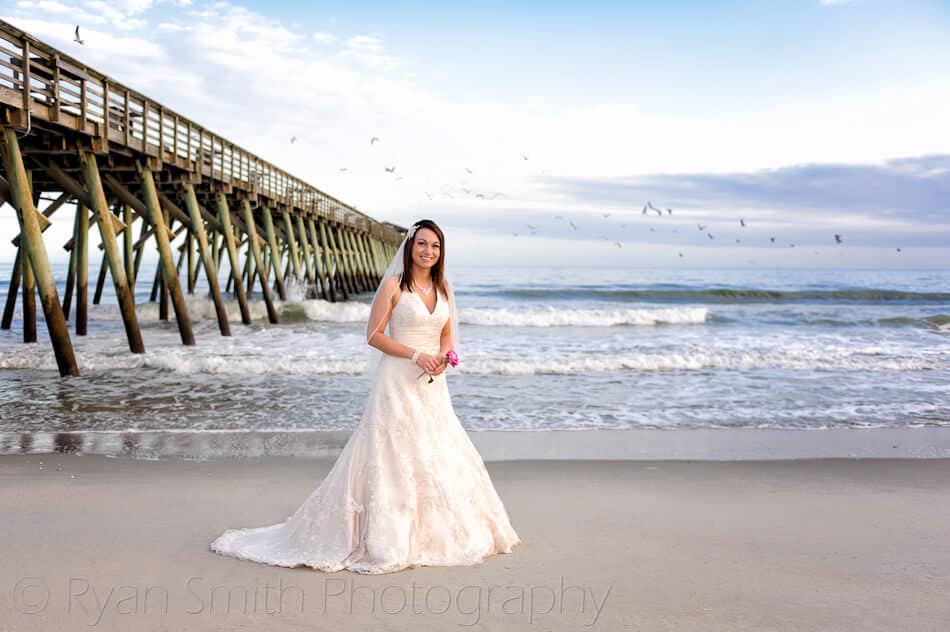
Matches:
[[0, 262, 947, 457]]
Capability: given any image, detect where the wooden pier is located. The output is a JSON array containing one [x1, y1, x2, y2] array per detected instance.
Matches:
[[0, 20, 402, 376]]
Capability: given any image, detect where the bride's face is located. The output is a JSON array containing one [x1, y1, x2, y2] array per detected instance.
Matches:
[[411, 227, 440, 272]]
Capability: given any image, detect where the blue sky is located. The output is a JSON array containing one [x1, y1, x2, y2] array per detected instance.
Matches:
[[1, 0, 948, 267]]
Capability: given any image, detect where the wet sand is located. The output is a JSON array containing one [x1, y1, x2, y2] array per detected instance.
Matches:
[[1, 454, 949, 631]]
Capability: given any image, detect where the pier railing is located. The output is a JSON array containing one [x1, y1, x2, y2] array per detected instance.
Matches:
[[0, 20, 399, 242]]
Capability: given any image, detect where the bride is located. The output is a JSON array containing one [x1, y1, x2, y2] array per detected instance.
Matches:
[[210, 218, 521, 574]]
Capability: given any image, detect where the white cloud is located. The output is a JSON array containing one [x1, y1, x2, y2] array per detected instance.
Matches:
[[337, 33, 399, 71], [0, 0, 945, 268], [819, 0, 856, 5], [312, 30, 335, 43]]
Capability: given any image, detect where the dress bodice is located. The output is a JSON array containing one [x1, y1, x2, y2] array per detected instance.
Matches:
[[388, 289, 449, 355]]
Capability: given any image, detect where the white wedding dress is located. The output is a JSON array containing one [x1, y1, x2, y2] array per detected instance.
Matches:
[[209, 288, 521, 574]]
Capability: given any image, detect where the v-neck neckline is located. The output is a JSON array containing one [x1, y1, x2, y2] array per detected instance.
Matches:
[[411, 289, 438, 316]]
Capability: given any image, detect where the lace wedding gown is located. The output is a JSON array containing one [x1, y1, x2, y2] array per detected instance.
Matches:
[[209, 288, 521, 574]]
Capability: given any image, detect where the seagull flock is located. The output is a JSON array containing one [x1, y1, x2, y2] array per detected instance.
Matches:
[[71, 23, 906, 259]]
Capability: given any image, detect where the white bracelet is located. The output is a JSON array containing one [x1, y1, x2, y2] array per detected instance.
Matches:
[[410, 350, 420, 364]]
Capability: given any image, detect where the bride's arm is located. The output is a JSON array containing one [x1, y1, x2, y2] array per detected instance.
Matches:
[[438, 319, 452, 358]]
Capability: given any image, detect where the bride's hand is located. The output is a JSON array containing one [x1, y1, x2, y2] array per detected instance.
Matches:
[[430, 357, 448, 376], [414, 353, 442, 374]]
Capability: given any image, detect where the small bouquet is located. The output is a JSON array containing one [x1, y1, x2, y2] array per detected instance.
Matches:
[[418, 349, 459, 383]]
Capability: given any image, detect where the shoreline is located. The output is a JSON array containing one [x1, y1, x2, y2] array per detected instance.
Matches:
[[2, 426, 950, 461], [2, 454, 948, 630]]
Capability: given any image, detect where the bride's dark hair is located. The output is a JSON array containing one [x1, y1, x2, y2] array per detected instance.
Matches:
[[400, 219, 448, 298]]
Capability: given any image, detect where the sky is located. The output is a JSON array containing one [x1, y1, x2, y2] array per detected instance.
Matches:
[[0, 0, 948, 268]]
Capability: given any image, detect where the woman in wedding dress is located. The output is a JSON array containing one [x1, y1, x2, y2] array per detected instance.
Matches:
[[210, 219, 521, 574]]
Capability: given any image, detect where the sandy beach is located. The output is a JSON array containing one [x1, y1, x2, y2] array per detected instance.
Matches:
[[2, 453, 948, 631]]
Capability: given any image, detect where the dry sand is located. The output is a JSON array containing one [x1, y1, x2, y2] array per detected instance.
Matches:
[[1, 454, 948, 631]]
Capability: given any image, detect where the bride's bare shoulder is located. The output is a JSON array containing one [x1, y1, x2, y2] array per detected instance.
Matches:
[[384, 276, 402, 304]]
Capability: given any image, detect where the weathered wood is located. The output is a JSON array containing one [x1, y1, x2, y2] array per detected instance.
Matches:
[[0, 248, 20, 330], [326, 223, 351, 299], [62, 207, 77, 320], [1, 127, 78, 375], [281, 209, 303, 284], [350, 228, 372, 291], [306, 217, 330, 301], [185, 230, 195, 293], [139, 166, 194, 344], [318, 220, 345, 302], [260, 204, 287, 300], [132, 212, 148, 288], [92, 250, 106, 305], [21, 241, 35, 342], [123, 204, 134, 289], [339, 228, 361, 292], [11, 191, 66, 248], [293, 213, 316, 296], [75, 202, 88, 335], [214, 192, 250, 325], [182, 182, 230, 336], [241, 199, 278, 323], [80, 151, 145, 353]]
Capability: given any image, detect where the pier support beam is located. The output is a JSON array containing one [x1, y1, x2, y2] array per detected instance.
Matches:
[[307, 217, 331, 301], [138, 166, 195, 345], [339, 228, 361, 292], [294, 214, 317, 297], [281, 209, 303, 285], [0, 249, 20, 330], [260, 205, 287, 300], [80, 151, 144, 353], [241, 199, 279, 323], [322, 220, 348, 300], [75, 203, 89, 335], [214, 192, 251, 325], [182, 183, 231, 336], [1, 127, 78, 375]]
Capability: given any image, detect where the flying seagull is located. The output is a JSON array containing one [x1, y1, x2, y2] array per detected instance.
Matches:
[[384, 166, 396, 173], [521, 154, 529, 161], [568, 220, 578, 230], [290, 136, 297, 144], [465, 168, 473, 174], [338, 167, 348, 171], [740, 219, 746, 227], [770, 236, 776, 243], [697, 224, 706, 231], [602, 213, 611, 219], [614, 241, 622, 248], [834, 233, 843, 244], [666, 208, 673, 215], [74, 25, 84, 45], [642, 204, 648, 215], [370, 137, 379, 144]]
